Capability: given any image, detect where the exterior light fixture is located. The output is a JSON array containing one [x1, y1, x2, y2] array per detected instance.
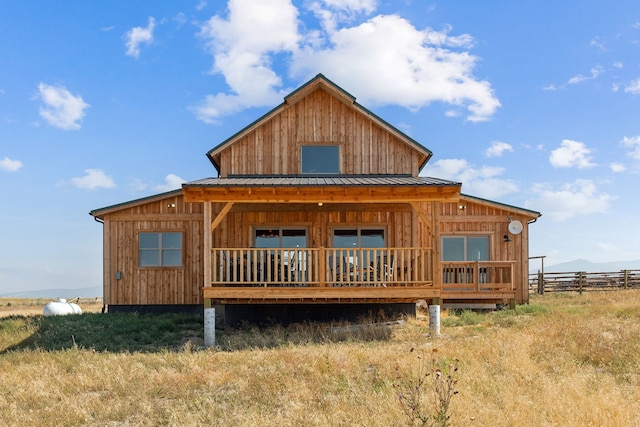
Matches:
[[318, 202, 323, 207], [503, 234, 512, 243]]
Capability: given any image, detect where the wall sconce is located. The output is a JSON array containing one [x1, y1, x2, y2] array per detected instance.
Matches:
[[317, 202, 323, 207], [167, 203, 176, 208], [503, 234, 512, 243], [458, 205, 466, 210]]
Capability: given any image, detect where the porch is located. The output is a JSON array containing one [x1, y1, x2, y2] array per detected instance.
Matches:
[[203, 247, 516, 304]]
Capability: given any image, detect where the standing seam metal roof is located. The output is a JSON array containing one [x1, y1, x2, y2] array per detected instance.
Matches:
[[183, 175, 461, 187]]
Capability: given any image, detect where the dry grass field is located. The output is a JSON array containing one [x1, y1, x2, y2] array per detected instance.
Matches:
[[1, 291, 639, 426]]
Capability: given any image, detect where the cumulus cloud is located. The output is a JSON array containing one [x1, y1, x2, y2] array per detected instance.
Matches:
[[549, 139, 595, 169], [154, 174, 186, 192], [71, 169, 115, 190], [622, 135, 640, 162], [125, 17, 156, 58], [193, 0, 299, 122], [421, 158, 518, 199], [624, 78, 640, 94], [525, 179, 612, 221], [485, 141, 513, 158], [610, 163, 626, 173], [0, 157, 23, 172], [37, 83, 90, 130], [194, 0, 500, 123]]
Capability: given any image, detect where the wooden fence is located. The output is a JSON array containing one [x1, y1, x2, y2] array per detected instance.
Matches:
[[528, 270, 640, 294]]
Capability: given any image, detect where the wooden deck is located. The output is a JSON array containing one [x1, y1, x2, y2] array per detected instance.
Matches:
[[203, 248, 516, 305], [203, 285, 440, 304]]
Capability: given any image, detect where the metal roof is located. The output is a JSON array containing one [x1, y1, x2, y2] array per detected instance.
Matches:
[[183, 174, 460, 188]]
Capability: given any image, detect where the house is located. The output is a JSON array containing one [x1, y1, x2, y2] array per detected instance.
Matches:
[[90, 74, 540, 324]]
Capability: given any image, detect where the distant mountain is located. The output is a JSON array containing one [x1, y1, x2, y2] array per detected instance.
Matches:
[[531, 259, 640, 274], [0, 286, 102, 299]]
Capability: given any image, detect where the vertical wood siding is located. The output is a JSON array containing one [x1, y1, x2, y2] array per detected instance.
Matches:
[[218, 89, 420, 176], [102, 194, 204, 305]]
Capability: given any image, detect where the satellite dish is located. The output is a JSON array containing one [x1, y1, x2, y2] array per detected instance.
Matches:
[[508, 220, 523, 235]]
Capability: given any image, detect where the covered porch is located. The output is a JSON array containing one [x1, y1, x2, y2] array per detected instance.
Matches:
[[182, 176, 516, 306]]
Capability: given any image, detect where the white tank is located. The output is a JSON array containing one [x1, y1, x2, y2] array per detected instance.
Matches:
[[43, 298, 83, 316]]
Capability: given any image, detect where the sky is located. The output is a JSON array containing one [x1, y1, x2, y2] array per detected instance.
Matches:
[[1, 0, 640, 294]]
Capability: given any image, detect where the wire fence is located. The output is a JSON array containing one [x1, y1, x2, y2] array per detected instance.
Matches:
[[529, 269, 640, 294]]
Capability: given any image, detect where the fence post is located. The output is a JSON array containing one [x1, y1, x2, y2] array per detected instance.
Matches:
[[537, 271, 544, 295], [623, 270, 629, 289], [578, 271, 584, 294]]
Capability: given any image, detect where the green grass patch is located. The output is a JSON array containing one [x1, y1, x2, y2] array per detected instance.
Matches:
[[1, 313, 203, 353]]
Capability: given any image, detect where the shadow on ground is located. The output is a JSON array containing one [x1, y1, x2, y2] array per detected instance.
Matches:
[[0, 312, 204, 353]]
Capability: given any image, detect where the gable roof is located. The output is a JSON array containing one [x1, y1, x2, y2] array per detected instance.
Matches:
[[460, 193, 542, 220], [206, 74, 433, 174]]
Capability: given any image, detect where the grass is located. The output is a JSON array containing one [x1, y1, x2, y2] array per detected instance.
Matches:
[[1, 291, 640, 426]]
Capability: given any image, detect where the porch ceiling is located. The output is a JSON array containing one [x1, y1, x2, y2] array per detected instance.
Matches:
[[182, 175, 461, 203]]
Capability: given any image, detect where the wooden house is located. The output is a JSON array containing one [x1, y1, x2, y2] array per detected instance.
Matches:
[[90, 74, 540, 323]]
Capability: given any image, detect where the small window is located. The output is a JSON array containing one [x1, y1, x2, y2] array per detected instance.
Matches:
[[139, 232, 183, 267], [442, 236, 489, 261], [301, 145, 340, 174]]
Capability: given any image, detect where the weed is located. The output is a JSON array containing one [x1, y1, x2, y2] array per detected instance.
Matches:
[[394, 348, 460, 426]]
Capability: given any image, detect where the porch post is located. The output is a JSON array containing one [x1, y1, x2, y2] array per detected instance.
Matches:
[[204, 298, 215, 347], [429, 297, 441, 336], [203, 201, 212, 289]]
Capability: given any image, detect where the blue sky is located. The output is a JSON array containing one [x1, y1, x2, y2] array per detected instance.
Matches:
[[2, 0, 640, 293]]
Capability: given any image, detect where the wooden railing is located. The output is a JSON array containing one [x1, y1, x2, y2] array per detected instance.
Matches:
[[529, 270, 640, 294], [210, 247, 433, 288], [441, 261, 515, 293]]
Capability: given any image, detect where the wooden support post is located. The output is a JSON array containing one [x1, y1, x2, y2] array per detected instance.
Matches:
[[578, 271, 584, 294], [623, 270, 629, 289], [537, 271, 544, 295], [509, 298, 516, 310]]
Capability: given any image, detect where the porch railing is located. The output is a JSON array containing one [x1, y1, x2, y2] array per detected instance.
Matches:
[[210, 247, 433, 287], [441, 261, 515, 293]]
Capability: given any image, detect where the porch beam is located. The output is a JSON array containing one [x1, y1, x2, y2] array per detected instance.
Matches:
[[211, 202, 234, 232], [183, 186, 460, 203], [409, 202, 432, 231]]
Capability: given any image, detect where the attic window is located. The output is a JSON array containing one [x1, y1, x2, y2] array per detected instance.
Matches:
[[301, 145, 339, 174]]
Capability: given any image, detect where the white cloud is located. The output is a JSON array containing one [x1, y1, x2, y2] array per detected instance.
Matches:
[[125, 17, 156, 58], [624, 78, 640, 94], [194, 0, 500, 123], [193, 0, 300, 123], [421, 158, 518, 199], [0, 157, 23, 172], [154, 174, 186, 192], [485, 141, 513, 158], [568, 65, 603, 85], [525, 179, 612, 221], [71, 169, 115, 190], [37, 83, 90, 130], [621, 135, 640, 161], [549, 139, 595, 169], [610, 163, 626, 173]]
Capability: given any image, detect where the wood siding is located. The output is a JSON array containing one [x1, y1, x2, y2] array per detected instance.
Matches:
[[100, 194, 204, 306], [437, 199, 533, 303], [218, 88, 421, 176]]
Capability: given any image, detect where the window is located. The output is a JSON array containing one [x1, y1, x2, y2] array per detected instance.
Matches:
[[441, 236, 489, 261], [333, 228, 385, 248], [301, 145, 340, 174], [139, 232, 183, 267], [254, 228, 307, 248]]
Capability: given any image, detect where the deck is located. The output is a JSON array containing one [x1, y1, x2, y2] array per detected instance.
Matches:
[[203, 248, 516, 304]]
